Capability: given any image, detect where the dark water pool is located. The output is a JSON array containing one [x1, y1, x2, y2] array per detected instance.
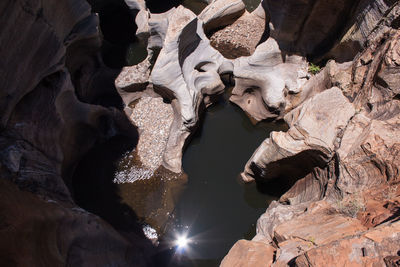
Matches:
[[158, 92, 287, 266]]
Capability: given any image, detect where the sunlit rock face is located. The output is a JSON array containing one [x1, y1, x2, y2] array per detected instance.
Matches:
[[2, 0, 399, 265], [240, 87, 355, 183], [221, 0, 399, 123], [116, 5, 229, 174], [223, 1, 400, 265], [199, 0, 246, 35], [230, 38, 309, 122]]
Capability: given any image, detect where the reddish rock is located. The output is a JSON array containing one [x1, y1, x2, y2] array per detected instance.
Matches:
[[295, 221, 400, 267], [221, 239, 275, 267]]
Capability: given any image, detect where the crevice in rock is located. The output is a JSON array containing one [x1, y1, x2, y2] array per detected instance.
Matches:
[[88, 0, 146, 68], [145, 0, 182, 13], [249, 149, 329, 198]]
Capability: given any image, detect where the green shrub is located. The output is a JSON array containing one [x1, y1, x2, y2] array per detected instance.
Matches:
[[308, 63, 321, 75]]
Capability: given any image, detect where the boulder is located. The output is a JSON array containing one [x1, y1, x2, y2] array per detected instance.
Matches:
[[209, 11, 266, 59]]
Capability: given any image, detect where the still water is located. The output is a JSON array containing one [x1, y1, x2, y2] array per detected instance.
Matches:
[[160, 92, 287, 266]]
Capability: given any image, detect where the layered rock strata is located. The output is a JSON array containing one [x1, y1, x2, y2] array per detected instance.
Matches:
[[223, 1, 400, 265]]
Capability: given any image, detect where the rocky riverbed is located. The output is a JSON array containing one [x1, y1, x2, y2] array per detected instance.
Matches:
[[0, 0, 399, 266]]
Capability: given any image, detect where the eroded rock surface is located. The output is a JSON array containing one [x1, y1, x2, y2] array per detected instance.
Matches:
[[241, 87, 355, 183], [224, 2, 400, 265], [0, 0, 155, 265], [230, 37, 309, 122], [117, 5, 229, 174], [2, 0, 400, 265]]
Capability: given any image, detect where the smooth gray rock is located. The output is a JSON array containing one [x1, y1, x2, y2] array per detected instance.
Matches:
[[230, 37, 309, 121], [117, 6, 229, 173], [240, 87, 355, 182]]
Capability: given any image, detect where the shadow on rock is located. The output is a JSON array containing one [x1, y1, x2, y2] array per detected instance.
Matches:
[[71, 134, 154, 247]]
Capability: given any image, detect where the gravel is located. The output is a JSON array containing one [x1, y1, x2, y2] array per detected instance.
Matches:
[[130, 97, 174, 170]]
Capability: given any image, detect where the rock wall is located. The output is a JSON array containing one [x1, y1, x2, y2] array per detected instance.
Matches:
[[1, 0, 399, 265], [223, 1, 400, 266], [0, 0, 155, 265]]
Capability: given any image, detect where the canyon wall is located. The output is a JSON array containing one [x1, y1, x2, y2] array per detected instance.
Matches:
[[1, 0, 399, 266], [0, 0, 155, 266], [223, 0, 400, 266]]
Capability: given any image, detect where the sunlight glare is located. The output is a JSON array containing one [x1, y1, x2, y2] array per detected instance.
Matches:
[[175, 234, 189, 249]]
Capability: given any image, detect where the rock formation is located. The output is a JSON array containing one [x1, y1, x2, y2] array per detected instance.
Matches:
[[223, 0, 400, 265], [1, 0, 400, 265], [0, 0, 155, 265], [230, 38, 309, 122], [116, 4, 230, 174]]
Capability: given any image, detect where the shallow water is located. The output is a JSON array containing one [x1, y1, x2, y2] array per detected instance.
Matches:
[[159, 92, 287, 266]]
